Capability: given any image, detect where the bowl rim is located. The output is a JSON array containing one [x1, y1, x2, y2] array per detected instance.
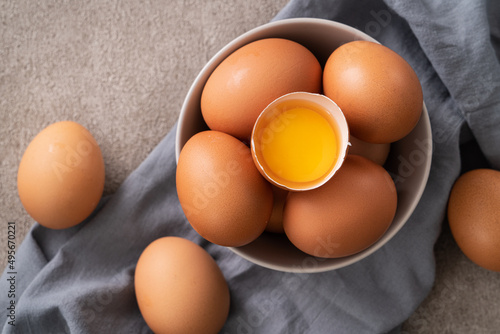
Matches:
[[175, 17, 380, 161], [175, 17, 433, 273]]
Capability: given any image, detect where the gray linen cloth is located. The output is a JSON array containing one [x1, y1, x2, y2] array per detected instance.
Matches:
[[2, 0, 499, 333]]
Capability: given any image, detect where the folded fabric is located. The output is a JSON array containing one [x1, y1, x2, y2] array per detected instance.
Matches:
[[1, 0, 499, 333]]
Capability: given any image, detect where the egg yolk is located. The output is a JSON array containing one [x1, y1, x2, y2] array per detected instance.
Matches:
[[259, 105, 338, 183]]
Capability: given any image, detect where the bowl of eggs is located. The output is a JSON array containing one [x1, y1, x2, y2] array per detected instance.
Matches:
[[175, 18, 432, 273]]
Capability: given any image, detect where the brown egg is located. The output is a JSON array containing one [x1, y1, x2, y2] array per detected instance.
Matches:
[[348, 135, 391, 166], [135, 237, 230, 334], [323, 41, 423, 144], [176, 130, 273, 247], [448, 169, 500, 272], [201, 38, 322, 141], [283, 155, 397, 258], [265, 185, 288, 234], [17, 121, 105, 229]]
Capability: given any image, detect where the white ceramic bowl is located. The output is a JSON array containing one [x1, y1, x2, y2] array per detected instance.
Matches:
[[175, 18, 432, 273]]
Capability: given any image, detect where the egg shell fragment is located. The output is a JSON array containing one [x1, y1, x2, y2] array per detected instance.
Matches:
[[176, 130, 273, 247], [134, 237, 230, 334], [283, 155, 397, 258]]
